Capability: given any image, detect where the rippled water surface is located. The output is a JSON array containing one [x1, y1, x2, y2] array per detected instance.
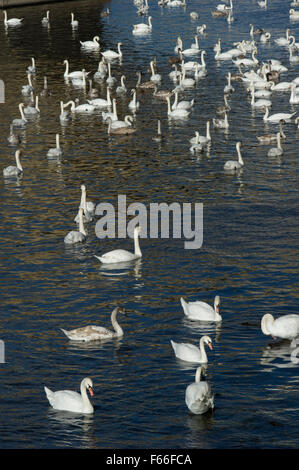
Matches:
[[0, 0, 298, 449]]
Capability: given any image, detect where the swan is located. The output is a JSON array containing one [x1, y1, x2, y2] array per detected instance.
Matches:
[[185, 367, 214, 415], [257, 119, 286, 143], [100, 7, 110, 17], [7, 125, 21, 145], [258, 0, 267, 6], [166, 96, 189, 119], [233, 49, 258, 67], [102, 99, 118, 122], [224, 72, 234, 94], [216, 94, 231, 115], [183, 36, 200, 56], [288, 46, 299, 64], [261, 314, 299, 341], [217, 0, 233, 11], [132, 16, 152, 34], [40, 76, 51, 97], [150, 60, 161, 83], [263, 106, 296, 123], [71, 12, 78, 27], [24, 95, 40, 115], [67, 99, 96, 114], [80, 36, 100, 49], [47, 134, 63, 158], [44, 377, 94, 414], [63, 60, 88, 79], [250, 85, 272, 108], [181, 295, 221, 322], [3, 10, 23, 26], [94, 59, 107, 80], [190, 12, 199, 20], [128, 89, 140, 111], [101, 42, 122, 60], [61, 306, 126, 341], [170, 336, 213, 363], [214, 45, 233, 61], [136, 71, 156, 90], [166, 0, 186, 7], [224, 141, 244, 170], [274, 29, 291, 46], [94, 225, 142, 264], [152, 119, 164, 142], [59, 101, 72, 124], [260, 32, 271, 43], [267, 132, 283, 157], [213, 112, 229, 129], [22, 73, 34, 96], [289, 83, 299, 104], [250, 24, 264, 37], [179, 68, 195, 87], [197, 24, 207, 35], [153, 86, 173, 100], [174, 36, 183, 53], [27, 57, 36, 74], [269, 81, 292, 91], [87, 87, 112, 108], [70, 69, 88, 88], [41, 10, 50, 25], [108, 121, 136, 136], [3, 149, 23, 177], [106, 62, 117, 87], [64, 208, 86, 244], [110, 115, 134, 130], [74, 184, 95, 223], [116, 75, 127, 94], [171, 91, 194, 110], [190, 121, 211, 145], [12, 103, 27, 127]]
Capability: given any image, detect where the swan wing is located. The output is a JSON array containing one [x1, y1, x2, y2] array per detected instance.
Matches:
[[273, 315, 299, 339], [186, 382, 214, 414]]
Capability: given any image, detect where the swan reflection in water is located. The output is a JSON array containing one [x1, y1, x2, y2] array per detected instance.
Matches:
[[46, 408, 97, 447], [98, 257, 142, 279], [260, 340, 299, 369]]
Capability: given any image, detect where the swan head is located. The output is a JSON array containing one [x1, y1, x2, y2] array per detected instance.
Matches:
[[93, 36, 100, 43], [214, 295, 220, 312], [261, 313, 274, 335], [82, 377, 94, 396], [202, 335, 213, 350]]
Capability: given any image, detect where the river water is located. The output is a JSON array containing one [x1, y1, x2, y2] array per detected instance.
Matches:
[[0, 0, 298, 449]]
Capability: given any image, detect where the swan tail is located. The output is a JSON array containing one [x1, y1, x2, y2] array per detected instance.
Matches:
[[60, 328, 70, 338], [94, 255, 104, 263], [180, 297, 189, 316], [44, 386, 54, 404], [170, 339, 177, 351]]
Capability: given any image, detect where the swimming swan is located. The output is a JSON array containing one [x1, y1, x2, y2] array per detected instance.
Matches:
[[263, 106, 296, 123], [185, 366, 214, 415], [94, 226, 142, 264], [171, 335, 213, 363], [181, 295, 221, 321], [3, 149, 23, 177], [44, 377, 94, 414], [47, 134, 63, 158], [267, 132, 284, 157], [80, 36, 100, 49], [3, 10, 23, 26], [101, 42, 123, 60], [166, 96, 189, 119], [61, 306, 126, 341], [64, 208, 86, 244]]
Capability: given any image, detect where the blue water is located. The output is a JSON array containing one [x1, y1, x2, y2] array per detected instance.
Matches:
[[0, 0, 298, 449]]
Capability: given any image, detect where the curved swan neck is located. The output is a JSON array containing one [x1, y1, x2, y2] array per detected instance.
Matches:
[[199, 337, 208, 362], [80, 379, 92, 406], [111, 307, 124, 336], [276, 132, 282, 150], [19, 103, 26, 121], [134, 227, 142, 257], [15, 150, 23, 171]]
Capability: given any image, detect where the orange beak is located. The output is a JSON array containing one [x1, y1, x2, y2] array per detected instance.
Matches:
[[89, 387, 94, 397], [208, 343, 213, 350]]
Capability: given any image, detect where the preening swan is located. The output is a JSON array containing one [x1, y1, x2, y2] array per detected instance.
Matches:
[[94, 225, 142, 264], [185, 367, 214, 415], [171, 336, 213, 363], [3, 149, 23, 177], [80, 36, 100, 50], [261, 314, 299, 341], [101, 42, 123, 60], [44, 377, 94, 414], [3, 10, 23, 26], [267, 132, 283, 157], [12, 103, 27, 127], [224, 141, 244, 170], [263, 106, 296, 123], [289, 8, 299, 18], [47, 134, 63, 158], [181, 295, 221, 322], [61, 306, 126, 341], [64, 208, 86, 244]]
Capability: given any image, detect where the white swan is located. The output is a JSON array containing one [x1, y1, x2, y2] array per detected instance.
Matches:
[[71, 13, 78, 27], [41, 10, 50, 25], [27, 57, 36, 74], [107, 121, 136, 136], [106, 62, 117, 87], [3, 10, 23, 26], [95, 226, 142, 264], [263, 106, 296, 123], [128, 88, 140, 111], [132, 16, 152, 34], [61, 306, 126, 341], [102, 98, 118, 122], [170, 336, 213, 363], [70, 69, 87, 88], [64, 208, 86, 244], [3, 149, 23, 177], [24, 95, 40, 115], [12, 103, 27, 127], [182, 37, 200, 56], [110, 115, 134, 130], [213, 112, 229, 129], [224, 72, 234, 94], [180, 67, 195, 87], [101, 42, 122, 60], [274, 29, 291, 46], [149, 60, 161, 83], [260, 32, 271, 43], [116, 75, 127, 94], [67, 99, 95, 114], [44, 377, 94, 414], [166, 96, 189, 119], [63, 60, 88, 79], [289, 83, 299, 104], [261, 314, 299, 341], [80, 36, 100, 49], [22, 73, 34, 96], [88, 87, 111, 108], [233, 49, 258, 67], [185, 367, 214, 415], [181, 295, 221, 322], [47, 134, 63, 158], [94, 59, 107, 80], [224, 141, 244, 170], [250, 84, 272, 108], [74, 185, 95, 223], [190, 121, 211, 145], [267, 132, 283, 157], [59, 101, 72, 124], [171, 91, 194, 110], [289, 8, 299, 18], [7, 125, 21, 145]]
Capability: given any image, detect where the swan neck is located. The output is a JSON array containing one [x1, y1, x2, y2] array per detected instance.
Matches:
[[111, 308, 124, 336], [64, 60, 69, 77], [15, 151, 23, 171], [56, 134, 60, 149], [237, 143, 244, 165], [206, 121, 210, 139], [199, 338, 208, 362], [78, 209, 86, 235], [80, 380, 92, 407], [134, 228, 142, 257]]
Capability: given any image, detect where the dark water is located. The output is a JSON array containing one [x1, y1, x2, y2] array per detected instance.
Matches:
[[0, 0, 298, 449]]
